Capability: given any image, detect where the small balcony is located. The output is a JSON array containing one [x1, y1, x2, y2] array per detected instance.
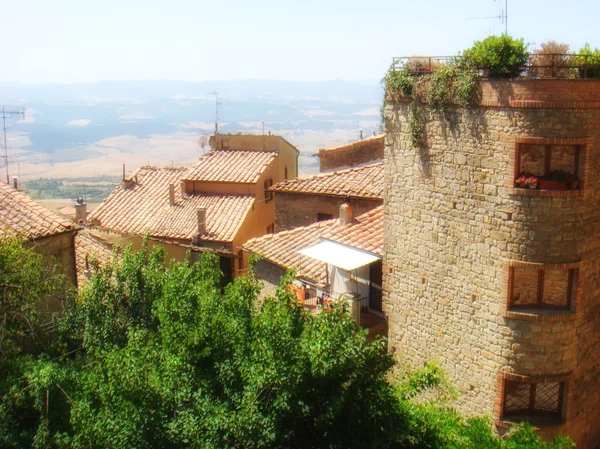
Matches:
[[300, 289, 387, 339]]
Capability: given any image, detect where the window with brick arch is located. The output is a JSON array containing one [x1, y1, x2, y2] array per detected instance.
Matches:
[[503, 379, 566, 424], [509, 266, 576, 310], [516, 144, 581, 190]]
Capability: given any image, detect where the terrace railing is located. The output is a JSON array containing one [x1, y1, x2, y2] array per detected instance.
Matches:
[[390, 54, 600, 79]]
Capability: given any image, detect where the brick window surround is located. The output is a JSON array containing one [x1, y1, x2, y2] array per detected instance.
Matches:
[[505, 136, 591, 198], [503, 261, 579, 321], [496, 372, 570, 428]]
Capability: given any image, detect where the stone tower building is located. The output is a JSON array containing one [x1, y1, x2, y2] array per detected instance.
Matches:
[[383, 79, 600, 447]]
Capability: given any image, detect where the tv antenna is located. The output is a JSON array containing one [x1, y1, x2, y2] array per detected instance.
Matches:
[[468, 0, 508, 34], [209, 90, 221, 134], [2, 107, 25, 185]]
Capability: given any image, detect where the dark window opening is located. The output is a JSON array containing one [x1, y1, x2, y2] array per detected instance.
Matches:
[[503, 379, 565, 425], [509, 267, 576, 310], [264, 178, 274, 202], [516, 144, 581, 190], [317, 213, 333, 222]]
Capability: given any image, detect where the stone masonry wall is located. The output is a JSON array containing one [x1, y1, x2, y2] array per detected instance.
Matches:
[[383, 80, 600, 448], [28, 231, 77, 316], [318, 136, 384, 172], [273, 192, 382, 232], [252, 259, 286, 300]]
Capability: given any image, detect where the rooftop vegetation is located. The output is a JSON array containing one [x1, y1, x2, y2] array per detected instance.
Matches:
[[382, 35, 600, 148]]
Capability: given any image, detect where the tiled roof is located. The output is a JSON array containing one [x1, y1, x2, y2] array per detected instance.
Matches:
[[182, 150, 278, 184], [0, 183, 78, 239], [244, 206, 383, 283], [319, 134, 384, 153], [269, 162, 383, 199], [75, 232, 114, 284], [87, 166, 255, 243]]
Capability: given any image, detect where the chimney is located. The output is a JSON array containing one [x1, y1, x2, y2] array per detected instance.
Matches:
[[169, 183, 175, 206], [12, 176, 18, 190], [197, 208, 206, 235], [359, 129, 363, 140], [339, 203, 353, 226], [74, 198, 87, 223]]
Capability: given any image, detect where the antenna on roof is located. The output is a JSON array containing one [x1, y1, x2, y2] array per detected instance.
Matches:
[[467, 0, 508, 34], [2, 107, 25, 184], [209, 90, 221, 134]]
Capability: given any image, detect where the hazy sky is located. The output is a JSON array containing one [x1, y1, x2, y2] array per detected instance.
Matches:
[[3, 0, 599, 83]]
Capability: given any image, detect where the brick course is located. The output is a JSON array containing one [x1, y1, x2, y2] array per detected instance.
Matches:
[[384, 79, 600, 448]]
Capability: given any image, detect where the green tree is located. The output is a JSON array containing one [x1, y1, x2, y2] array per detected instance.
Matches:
[[0, 240, 574, 449], [462, 35, 529, 78]]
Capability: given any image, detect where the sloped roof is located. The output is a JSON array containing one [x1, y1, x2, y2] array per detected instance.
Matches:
[[0, 183, 78, 239], [269, 163, 383, 199], [75, 232, 114, 284], [182, 150, 278, 184], [318, 134, 384, 154], [87, 166, 255, 243], [244, 206, 383, 283]]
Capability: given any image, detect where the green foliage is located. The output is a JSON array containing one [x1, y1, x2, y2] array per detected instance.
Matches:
[[462, 35, 529, 78], [383, 60, 481, 149], [0, 240, 574, 448], [0, 238, 73, 358], [575, 43, 600, 79]]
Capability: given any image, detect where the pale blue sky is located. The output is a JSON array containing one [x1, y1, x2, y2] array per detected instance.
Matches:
[[3, 0, 599, 83]]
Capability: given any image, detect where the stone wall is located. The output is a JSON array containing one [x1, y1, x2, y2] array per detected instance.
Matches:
[[383, 80, 600, 448], [318, 136, 384, 172], [28, 231, 77, 316], [252, 259, 286, 299], [273, 192, 382, 232]]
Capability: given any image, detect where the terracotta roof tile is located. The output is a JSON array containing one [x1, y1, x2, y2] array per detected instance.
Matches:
[[0, 183, 78, 239], [318, 134, 384, 154], [244, 206, 383, 283], [75, 232, 114, 285], [88, 166, 255, 243], [182, 150, 277, 184], [269, 162, 383, 199]]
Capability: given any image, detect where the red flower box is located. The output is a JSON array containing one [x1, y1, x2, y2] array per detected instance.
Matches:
[[539, 180, 568, 191]]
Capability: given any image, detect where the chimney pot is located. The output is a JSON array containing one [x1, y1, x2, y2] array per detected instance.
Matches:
[[197, 207, 207, 236], [169, 183, 175, 206], [339, 203, 353, 226], [12, 176, 18, 190], [74, 198, 87, 223]]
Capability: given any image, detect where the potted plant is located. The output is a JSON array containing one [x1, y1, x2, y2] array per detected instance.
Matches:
[[526, 175, 539, 189], [515, 173, 529, 188]]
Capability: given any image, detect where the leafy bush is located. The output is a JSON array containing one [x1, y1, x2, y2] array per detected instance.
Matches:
[[575, 43, 600, 79], [462, 35, 529, 78]]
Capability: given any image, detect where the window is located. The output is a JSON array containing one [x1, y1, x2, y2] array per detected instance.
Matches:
[[516, 144, 581, 190], [509, 266, 576, 310], [266, 223, 274, 234], [238, 249, 244, 271], [264, 178, 273, 202], [503, 379, 566, 424], [317, 213, 333, 222], [284, 167, 288, 180], [221, 139, 229, 149]]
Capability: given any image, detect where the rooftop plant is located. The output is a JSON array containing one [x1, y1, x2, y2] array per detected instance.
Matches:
[[461, 34, 529, 78]]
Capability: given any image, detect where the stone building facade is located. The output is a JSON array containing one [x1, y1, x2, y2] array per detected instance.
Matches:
[[383, 79, 600, 448], [273, 193, 381, 232], [317, 134, 384, 171], [269, 162, 383, 232]]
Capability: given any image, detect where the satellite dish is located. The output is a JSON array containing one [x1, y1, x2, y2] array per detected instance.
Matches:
[[198, 135, 209, 149]]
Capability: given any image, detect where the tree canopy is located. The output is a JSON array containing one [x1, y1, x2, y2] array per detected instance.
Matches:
[[0, 239, 573, 449]]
